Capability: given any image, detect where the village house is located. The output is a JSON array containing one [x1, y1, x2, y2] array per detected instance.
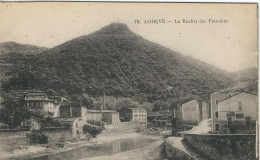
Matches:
[[216, 91, 257, 133], [72, 109, 120, 137], [81, 109, 120, 127], [211, 80, 257, 133], [102, 110, 120, 126], [59, 101, 83, 118], [130, 108, 147, 126], [22, 90, 60, 117]]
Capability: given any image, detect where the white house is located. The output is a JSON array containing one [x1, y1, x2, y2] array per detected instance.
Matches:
[[216, 92, 257, 133], [130, 108, 147, 126], [211, 81, 257, 132]]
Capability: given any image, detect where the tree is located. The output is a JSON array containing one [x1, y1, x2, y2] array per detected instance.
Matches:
[[115, 98, 141, 122], [142, 102, 153, 114], [152, 101, 170, 112], [59, 89, 67, 97], [46, 89, 55, 96], [0, 95, 31, 128]]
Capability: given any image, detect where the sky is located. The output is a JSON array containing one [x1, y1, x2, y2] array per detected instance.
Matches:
[[0, 2, 257, 72]]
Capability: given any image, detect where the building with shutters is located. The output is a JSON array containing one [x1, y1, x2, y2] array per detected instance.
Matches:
[[130, 108, 147, 126]]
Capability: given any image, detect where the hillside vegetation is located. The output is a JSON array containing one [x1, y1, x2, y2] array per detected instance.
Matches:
[[0, 42, 48, 81], [2, 23, 234, 103]]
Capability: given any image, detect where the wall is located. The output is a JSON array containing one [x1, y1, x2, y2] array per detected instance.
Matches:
[[164, 139, 194, 160], [217, 93, 257, 133], [218, 93, 258, 121], [119, 122, 139, 131], [43, 129, 73, 145], [110, 113, 120, 126], [183, 134, 257, 160], [202, 101, 210, 120], [86, 112, 102, 121], [43, 101, 60, 117], [211, 92, 228, 132], [182, 100, 199, 123]]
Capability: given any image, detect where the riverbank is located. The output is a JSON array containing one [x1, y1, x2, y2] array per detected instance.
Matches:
[[82, 139, 165, 160], [1, 130, 162, 160], [0, 130, 74, 160]]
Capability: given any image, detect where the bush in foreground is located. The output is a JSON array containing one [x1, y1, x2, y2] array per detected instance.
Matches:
[[26, 130, 48, 144], [83, 125, 103, 138]]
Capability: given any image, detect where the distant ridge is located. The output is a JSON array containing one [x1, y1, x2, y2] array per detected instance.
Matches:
[[0, 41, 47, 55], [0, 42, 48, 81], [229, 67, 258, 82]]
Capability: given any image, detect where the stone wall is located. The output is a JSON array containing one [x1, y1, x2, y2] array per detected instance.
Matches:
[[183, 134, 257, 160], [164, 139, 195, 160]]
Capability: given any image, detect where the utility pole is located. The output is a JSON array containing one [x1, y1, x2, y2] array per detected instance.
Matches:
[[103, 91, 105, 110]]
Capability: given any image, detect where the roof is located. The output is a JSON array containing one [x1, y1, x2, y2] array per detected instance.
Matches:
[[130, 108, 146, 110], [181, 99, 198, 105], [26, 98, 54, 102], [218, 91, 257, 103], [86, 109, 118, 113]]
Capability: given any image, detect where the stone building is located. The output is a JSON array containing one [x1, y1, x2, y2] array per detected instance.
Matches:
[[211, 80, 257, 132], [216, 92, 257, 133]]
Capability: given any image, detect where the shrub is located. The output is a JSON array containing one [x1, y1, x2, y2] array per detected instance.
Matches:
[[26, 130, 48, 144], [83, 125, 103, 138]]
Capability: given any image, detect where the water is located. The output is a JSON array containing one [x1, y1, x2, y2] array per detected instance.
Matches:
[[31, 137, 156, 160]]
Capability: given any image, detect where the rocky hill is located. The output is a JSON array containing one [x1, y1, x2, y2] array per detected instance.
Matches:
[[2, 23, 234, 103]]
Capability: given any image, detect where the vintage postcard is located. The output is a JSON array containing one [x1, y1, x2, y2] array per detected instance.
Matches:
[[0, 2, 258, 160]]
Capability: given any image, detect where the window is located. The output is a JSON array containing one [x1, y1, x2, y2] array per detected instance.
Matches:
[[215, 124, 219, 131], [216, 100, 219, 105], [236, 113, 244, 119], [238, 101, 242, 111], [215, 112, 219, 118]]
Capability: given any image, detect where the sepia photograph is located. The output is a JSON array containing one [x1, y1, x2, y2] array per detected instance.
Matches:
[[0, 2, 258, 160]]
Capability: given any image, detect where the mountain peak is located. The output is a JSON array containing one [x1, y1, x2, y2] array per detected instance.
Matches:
[[99, 23, 132, 34]]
